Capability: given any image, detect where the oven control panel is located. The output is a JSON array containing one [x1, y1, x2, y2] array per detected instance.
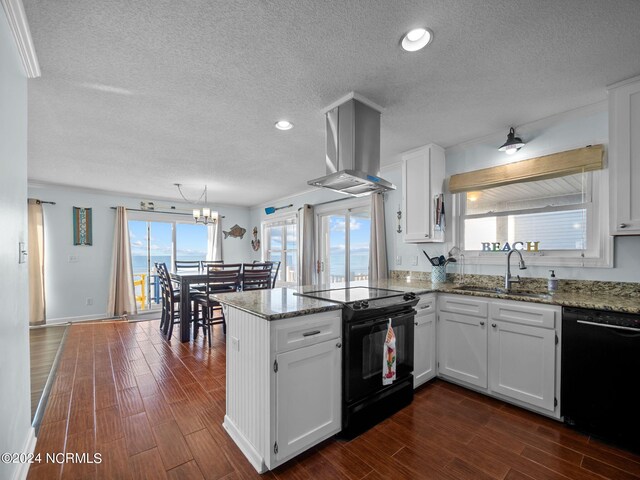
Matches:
[[344, 293, 419, 320]]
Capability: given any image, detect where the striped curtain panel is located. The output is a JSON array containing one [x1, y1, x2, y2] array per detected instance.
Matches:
[[369, 193, 388, 281], [107, 207, 137, 317], [206, 213, 223, 261], [28, 199, 46, 325], [298, 204, 316, 286]]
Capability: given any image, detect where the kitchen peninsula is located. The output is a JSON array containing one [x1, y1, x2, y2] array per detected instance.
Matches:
[[213, 278, 640, 473]]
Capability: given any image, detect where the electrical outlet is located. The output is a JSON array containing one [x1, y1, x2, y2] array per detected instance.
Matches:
[[411, 256, 418, 266], [68, 255, 79, 263], [395, 256, 402, 265], [86, 298, 93, 306]]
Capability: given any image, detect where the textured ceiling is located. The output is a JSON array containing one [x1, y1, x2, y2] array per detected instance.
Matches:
[[23, 0, 640, 207]]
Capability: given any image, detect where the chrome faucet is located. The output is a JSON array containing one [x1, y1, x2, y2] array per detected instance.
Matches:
[[505, 249, 527, 291]]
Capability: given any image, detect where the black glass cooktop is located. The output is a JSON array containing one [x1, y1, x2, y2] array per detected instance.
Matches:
[[296, 287, 402, 304]]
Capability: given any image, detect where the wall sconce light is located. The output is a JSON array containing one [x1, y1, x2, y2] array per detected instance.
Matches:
[[498, 127, 525, 155], [265, 204, 293, 215]]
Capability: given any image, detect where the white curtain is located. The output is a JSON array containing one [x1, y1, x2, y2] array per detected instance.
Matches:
[[107, 207, 137, 317], [28, 199, 46, 325], [298, 204, 315, 286], [369, 193, 388, 281], [207, 212, 223, 261]]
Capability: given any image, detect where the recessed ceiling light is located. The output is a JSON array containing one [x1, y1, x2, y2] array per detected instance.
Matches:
[[275, 120, 293, 130], [401, 27, 433, 52]]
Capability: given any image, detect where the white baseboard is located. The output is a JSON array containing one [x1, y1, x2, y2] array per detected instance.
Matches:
[[12, 426, 36, 480], [223, 416, 267, 474], [46, 313, 112, 325]]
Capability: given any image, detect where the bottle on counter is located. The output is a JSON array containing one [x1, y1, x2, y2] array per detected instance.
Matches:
[[548, 270, 558, 294]]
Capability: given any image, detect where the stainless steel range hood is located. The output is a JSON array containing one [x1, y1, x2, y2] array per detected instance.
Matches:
[[308, 94, 395, 196]]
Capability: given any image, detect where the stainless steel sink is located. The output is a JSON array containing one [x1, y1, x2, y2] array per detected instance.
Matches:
[[453, 285, 550, 299], [452, 285, 504, 294], [506, 292, 551, 299]]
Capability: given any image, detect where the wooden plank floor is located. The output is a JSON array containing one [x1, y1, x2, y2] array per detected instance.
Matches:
[[30, 324, 68, 419], [27, 319, 640, 480]]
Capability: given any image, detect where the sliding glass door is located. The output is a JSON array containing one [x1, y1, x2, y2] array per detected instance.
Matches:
[[128, 219, 207, 311], [263, 215, 298, 286], [318, 204, 371, 284]]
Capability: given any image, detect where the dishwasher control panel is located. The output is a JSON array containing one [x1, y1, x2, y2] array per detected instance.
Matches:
[[564, 307, 640, 330]]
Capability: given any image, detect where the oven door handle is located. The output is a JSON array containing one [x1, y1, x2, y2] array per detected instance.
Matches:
[[351, 316, 411, 331]]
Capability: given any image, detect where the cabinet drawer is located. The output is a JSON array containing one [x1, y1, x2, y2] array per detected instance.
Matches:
[[439, 295, 488, 318], [274, 312, 341, 353], [489, 301, 557, 329], [416, 294, 436, 314]]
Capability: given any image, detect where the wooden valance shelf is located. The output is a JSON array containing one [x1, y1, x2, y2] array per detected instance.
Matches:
[[448, 144, 605, 193]]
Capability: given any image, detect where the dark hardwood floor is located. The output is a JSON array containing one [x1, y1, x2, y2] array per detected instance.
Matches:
[[27, 319, 640, 480]]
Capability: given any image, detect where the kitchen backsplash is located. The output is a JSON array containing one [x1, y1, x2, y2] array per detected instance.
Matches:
[[389, 270, 640, 298]]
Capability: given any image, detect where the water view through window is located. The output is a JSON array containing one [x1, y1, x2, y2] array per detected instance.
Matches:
[[128, 220, 208, 310], [320, 209, 370, 283]]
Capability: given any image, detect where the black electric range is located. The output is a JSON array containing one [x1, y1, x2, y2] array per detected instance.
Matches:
[[296, 286, 419, 438]]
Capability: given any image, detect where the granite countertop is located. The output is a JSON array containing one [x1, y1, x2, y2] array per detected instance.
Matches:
[[213, 278, 640, 320], [210, 288, 342, 320]]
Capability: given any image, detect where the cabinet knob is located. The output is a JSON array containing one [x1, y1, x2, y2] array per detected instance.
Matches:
[[479, 321, 485, 326], [425, 234, 430, 238], [336, 342, 342, 348], [492, 323, 497, 328], [619, 223, 629, 229], [414, 321, 418, 326]]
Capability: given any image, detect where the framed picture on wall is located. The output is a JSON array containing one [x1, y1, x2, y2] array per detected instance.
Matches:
[[73, 206, 92, 245]]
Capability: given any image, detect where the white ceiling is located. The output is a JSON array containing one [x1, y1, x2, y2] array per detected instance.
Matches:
[[23, 0, 640, 207]]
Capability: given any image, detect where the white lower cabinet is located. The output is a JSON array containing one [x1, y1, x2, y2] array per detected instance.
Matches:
[[437, 294, 560, 417], [438, 309, 488, 389], [413, 294, 436, 388], [275, 339, 341, 461], [223, 308, 342, 473], [488, 320, 556, 411]]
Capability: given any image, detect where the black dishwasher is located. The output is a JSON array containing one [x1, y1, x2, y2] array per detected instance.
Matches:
[[562, 307, 640, 452]]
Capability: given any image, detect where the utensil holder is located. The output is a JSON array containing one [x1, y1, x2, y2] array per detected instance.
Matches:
[[431, 265, 446, 284]]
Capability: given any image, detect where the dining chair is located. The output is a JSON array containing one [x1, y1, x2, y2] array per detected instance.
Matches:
[[253, 260, 280, 288], [269, 261, 281, 288], [156, 262, 200, 340], [155, 263, 180, 338], [174, 260, 201, 271], [201, 260, 224, 269], [243, 262, 273, 291], [193, 263, 242, 347]]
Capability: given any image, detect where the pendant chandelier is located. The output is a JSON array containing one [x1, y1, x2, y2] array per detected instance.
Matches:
[[174, 184, 216, 225]]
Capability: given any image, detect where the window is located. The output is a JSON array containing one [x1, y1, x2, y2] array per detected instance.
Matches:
[[263, 215, 297, 286], [129, 215, 209, 310], [457, 170, 611, 267], [317, 198, 371, 283]]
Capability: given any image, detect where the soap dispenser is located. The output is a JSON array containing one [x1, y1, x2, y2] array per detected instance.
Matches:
[[548, 270, 558, 294]]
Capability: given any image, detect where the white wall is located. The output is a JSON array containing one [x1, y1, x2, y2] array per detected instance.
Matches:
[[0, 10, 34, 480], [27, 184, 252, 322], [254, 101, 640, 284]]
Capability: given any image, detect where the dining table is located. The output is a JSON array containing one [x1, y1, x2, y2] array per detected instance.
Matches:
[[169, 270, 210, 342], [170, 266, 272, 342]]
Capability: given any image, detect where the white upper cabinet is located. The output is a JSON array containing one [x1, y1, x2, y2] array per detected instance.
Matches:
[[609, 75, 640, 235], [402, 144, 446, 242]]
